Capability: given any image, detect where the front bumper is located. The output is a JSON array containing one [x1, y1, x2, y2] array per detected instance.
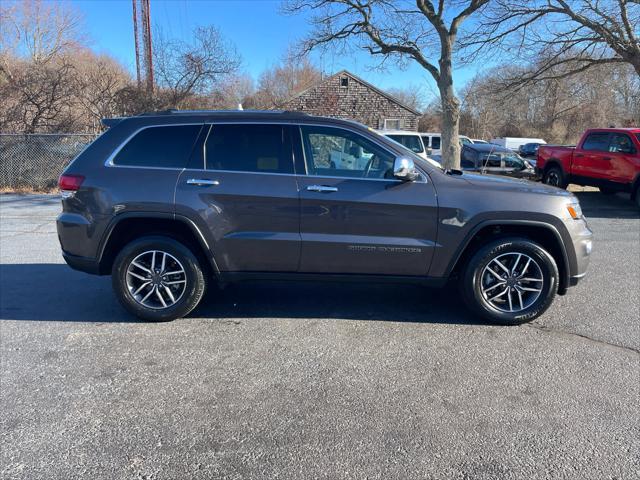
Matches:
[[564, 217, 593, 290]]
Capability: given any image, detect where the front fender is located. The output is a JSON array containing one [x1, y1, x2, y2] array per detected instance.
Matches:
[[430, 213, 575, 292]]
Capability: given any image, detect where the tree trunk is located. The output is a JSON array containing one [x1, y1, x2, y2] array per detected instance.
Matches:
[[631, 57, 640, 79], [438, 65, 461, 170]]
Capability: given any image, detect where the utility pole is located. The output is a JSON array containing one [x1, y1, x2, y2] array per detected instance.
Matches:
[[132, 0, 154, 92], [132, 0, 141, 88], [141, 0, 154, 93]]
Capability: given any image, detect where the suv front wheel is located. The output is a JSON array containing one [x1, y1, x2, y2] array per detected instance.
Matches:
[[462, 238, 559, 325], [112, 236, 207, 321]]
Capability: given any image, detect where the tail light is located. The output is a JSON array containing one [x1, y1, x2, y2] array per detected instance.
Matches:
[[58, 174, 85, 197]]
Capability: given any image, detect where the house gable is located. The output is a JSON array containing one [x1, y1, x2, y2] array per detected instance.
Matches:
[[282, 70, 420, 131]]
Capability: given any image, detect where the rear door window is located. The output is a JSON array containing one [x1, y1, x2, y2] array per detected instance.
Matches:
[[204, 124, 293, 174], [431, 136, 441, 150], [113, 125, 202, 168], [582, 133, 610, 152]]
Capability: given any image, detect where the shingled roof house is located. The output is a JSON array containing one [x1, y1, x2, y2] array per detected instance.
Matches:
[[281, 70, 421, 131]]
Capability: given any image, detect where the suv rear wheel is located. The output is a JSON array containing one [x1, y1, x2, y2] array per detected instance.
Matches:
[[461, 238, 559, 325], [543, 166, 567, 189], [112, 236, 207, 321]]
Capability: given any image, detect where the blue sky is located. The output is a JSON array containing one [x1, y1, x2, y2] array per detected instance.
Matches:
[[75, 0, 480, 102]]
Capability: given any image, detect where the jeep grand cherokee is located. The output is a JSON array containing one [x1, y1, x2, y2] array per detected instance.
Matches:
[[57, 110, 593, 324]]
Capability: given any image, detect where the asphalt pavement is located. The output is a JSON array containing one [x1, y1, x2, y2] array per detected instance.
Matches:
[[1, 191, 638, 479]]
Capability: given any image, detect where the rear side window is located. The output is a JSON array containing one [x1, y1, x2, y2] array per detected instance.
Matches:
[[387, 134, 424, 153], [205, 124, 292, 174], [582, 133, 610, 152], [431, 136, 441, 150], [113, 125, 201, 168]]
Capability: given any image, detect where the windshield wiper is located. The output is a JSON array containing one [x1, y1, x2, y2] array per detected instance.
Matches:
[[445, 168, 463, 175]]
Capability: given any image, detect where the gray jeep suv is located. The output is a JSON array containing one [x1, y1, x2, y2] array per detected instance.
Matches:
[[57, 110, 593, 324]]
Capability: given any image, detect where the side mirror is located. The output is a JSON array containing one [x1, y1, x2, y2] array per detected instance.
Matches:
[[393, 156, 419, 181]]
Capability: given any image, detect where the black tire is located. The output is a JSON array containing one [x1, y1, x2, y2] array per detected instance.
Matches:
[[599, 186, 616, 195], [461, 237, 559, 325], [112, 236, 207, 322], [543, 165, 567, 189]]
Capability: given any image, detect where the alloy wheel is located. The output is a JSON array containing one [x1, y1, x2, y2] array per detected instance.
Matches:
[[546, 171, 560, 186], [125, 250, 187, 309], [480, 252, 544, 313]]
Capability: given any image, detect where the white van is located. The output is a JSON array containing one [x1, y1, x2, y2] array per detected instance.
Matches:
[[489, 137, 546, 151], [419, 132, 473, 156], [378, 130, 473, 159], [377, 130, 430, 160]]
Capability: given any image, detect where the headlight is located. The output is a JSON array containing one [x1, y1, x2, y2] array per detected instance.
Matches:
[[566, 201, 583, 220]]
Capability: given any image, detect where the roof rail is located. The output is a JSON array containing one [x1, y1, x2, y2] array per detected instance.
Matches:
[[101, 117, 125, 128], [136, 109, 308, 116]]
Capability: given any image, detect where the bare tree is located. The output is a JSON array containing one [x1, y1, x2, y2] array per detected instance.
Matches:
[[153, 26, 241, 108], [285, 0, 490, 169], [458, 61, 639, 143], [0, 0, 84, 65], [208, 73, 257, 109], [0, 55, 79, 133], [385, 85, 427, 112], [253, 54, 322, 108], [74, 53, 132, 132], [467, 0, 640, 87]]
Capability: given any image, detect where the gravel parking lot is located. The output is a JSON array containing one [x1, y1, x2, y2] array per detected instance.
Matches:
[[1, 191, 638, 479]]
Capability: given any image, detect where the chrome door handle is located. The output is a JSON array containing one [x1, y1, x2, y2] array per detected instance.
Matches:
[[306, 185, 338, 193], [186, 179, 220, 186]]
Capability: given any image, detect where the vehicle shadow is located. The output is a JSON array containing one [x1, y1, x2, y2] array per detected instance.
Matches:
[[573, 191, 639, 219], [0, 263, 481, 326]]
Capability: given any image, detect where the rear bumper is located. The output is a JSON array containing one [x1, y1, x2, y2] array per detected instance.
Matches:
[[61, 250, 101, 275], [57, 211, 108, 275]]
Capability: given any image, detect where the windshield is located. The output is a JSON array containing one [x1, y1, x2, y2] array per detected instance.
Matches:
[[460, 137, 473, 145], [387, 134, 424, 153]]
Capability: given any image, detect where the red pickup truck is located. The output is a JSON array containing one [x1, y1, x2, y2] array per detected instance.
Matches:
[[537, 128, 640, 207]]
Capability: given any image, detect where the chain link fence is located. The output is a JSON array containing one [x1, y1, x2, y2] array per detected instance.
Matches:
[[0, 134, 98, 191]]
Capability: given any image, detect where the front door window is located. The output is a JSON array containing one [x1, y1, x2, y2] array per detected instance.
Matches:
[[300, 126, 395, 180]]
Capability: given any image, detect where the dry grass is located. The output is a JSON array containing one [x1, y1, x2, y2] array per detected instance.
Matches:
[[567, 184, 599, 193], [0, 186, 59, 195]]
